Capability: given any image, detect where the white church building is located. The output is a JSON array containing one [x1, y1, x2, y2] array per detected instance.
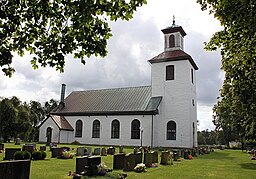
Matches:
[[39, 22, 198, 148]]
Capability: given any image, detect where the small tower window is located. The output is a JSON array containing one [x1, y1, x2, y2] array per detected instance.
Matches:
[[166, 65, 174, 80], [169, 35, 175, 48], [191, 68, 194, 84]]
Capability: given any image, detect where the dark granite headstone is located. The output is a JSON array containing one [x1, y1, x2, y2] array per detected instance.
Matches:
[[160, 151, 171, 165], [85, 156, 101, 176], [152, 151, 158, 163], [119, 145, 124, 153], [123, 153, 136, 171], [86, 147, 92, 155], [144, 152, 153, 167], [101, 148, 107, 156], [0, 159, 31, 179], [49, 143, 57, 151], [22, 145, 34, 154], [107, 146, 115, 155], [76, 156, 88, 174], [133, 147, 138, 154], [93, 148, 100, 155], [0, 143, 4, 150], [40, 146, 46, 151], [172, 150, 179, 161], [15, 138, 21, 145], [4, 148, 21, 160], [184, 149, 189, 159], [77, 147, 85, 156], [113, 153, 125, 170], [135, 152, 143, 165], [51, 147, 63, 158], [25, 143, 36, 150]]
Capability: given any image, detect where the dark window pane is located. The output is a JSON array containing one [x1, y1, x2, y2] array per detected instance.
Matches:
[[111, 119, 120, 139], [167, 121, 176, 140], [169, 35, 175, 48], [131, 119, 140, 139], [75, 120, 83, 137], [92, 120, 100, 138], [191, 68, 194, 84], [166, 65, 174, 80]]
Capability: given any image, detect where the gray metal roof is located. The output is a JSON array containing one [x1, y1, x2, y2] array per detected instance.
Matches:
[[52, 86, 162, 116]]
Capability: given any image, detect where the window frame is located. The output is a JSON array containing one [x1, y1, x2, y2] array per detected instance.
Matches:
[[131, 119, 140, 139], [92, 120, 100, 138], [169, 34, 175, 48], [166, 65, 174, 81], [75, 120, 83, 138], [111, 119, 120, 139], [167, 120, 176, 140]]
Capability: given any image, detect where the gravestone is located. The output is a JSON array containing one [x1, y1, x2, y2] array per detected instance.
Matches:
[[77, 147, 86, 156], [172, 150, 179, 161], [76, 156, 88, 174], [4, 148, 21, 160], [123, 153, 136, 171], [15, 138, 21, 145], [144, 152, 153, 167], [160, 151, 171, 165], [25, 143, 36, 150], [49, 143, 57, 151], [101, 148, 107, 156], [0, 143, 4, 150], [184, 149, 189, 159], [0, 159, 31, 179], [22, 145, 34, 154], [152, 151, 158, 163], [85, 156, 101, 176], [113, 153, 125, 170], [107, 146, 115, 155], [133, 147, 138, 154], [51, 147, 62, 158], [119, 145, 124, 153], [86, 147, 92, 155], [93, 148, 100, 155], [135, 152, 143, 165], [40, 146, 46, 151]]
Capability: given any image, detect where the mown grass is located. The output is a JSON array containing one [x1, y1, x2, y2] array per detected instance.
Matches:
[[1, 143, 256, 179]]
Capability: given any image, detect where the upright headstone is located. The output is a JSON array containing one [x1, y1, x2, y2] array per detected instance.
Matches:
[[77, 147, 85, 156], [49, 143, 57, 151], [51, 147, 62, 158], [184, 149, 189, 159], [15, 138, 21, 145], [113, 153, 125, 170], [0, 143, 4, 150], [152, 151, 158, 163], [93, 148, 100, 155], [4, 148, 21, 160], [119, 145, 124, 153], [85, 156, 101, 176], [123, 153, 136, 171], [22, 145, 34, 154], [172, 150, 179, 161], [107, 146, 115, 155], [144, 152, 153, 167], [40, 146, 46, 151], [135, 152, 143, 165], [86, 147, 92, 156], [0, 159, 31, 179], [76, 156, 88, 174], [133, 147, 138, 154], [160, 151, 171, 165], [101, 148, 107, 156]]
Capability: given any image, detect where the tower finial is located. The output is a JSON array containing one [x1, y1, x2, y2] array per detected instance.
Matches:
[[172, 15, 175, 26]]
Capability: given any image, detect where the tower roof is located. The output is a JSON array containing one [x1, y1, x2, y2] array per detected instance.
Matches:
[[161, 26, 186, 37], [148, 50, 199, 70]]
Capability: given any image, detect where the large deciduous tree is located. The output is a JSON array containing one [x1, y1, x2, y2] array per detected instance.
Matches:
[[0, 0, 147, 77], [197, 0, 256, 142]]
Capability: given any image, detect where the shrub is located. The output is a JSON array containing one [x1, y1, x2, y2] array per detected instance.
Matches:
[[23, 151, 31, 159], [61, 151, 74, 159], [32, 151, 42, 160], [41, 151, 47, 159], [14, 151, 24, 160]]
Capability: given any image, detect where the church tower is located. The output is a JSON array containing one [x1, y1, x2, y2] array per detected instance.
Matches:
[[149, 18, 198, 148]]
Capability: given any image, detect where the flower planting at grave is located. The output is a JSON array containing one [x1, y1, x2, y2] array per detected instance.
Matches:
[[134, 163, 146, 173]]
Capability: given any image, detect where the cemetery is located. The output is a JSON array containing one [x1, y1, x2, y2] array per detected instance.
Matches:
[[0, 142, 256, 178]]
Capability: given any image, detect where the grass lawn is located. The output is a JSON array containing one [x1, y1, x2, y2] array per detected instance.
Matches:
[[1, 143, 256, 179]]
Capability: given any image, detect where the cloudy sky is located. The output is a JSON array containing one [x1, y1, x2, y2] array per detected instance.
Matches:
[[0, 0, 224, 131]]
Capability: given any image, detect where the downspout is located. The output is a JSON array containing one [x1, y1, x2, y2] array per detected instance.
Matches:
[[58, 129, 61, 144], [151, 115, 154, 148]]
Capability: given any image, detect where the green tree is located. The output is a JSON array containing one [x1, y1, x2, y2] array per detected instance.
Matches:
[[197, 0, 256, 142], [44, 99, 58, 115], [0, 0, 147, 77]]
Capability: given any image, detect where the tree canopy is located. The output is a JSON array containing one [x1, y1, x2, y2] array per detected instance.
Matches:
[[197, 0, 256, 142], [0, 0, 147, 77]]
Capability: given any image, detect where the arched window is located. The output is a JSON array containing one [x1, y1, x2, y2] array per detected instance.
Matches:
[[111, 119, 120, 139], [167, 121, 176, 140], [75, 120, 83, 137], [169, 34, 175, 48], [92, 120, 100, 138], [131, 119, 140, 139]]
